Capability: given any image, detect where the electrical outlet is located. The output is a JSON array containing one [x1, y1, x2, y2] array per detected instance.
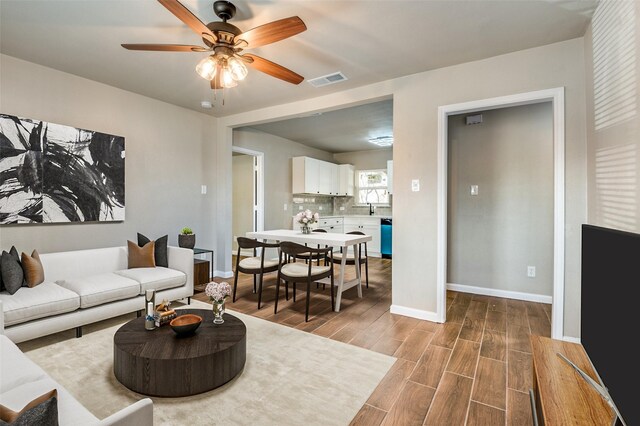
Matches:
[[299, 205, 303, 211], [470, 185, 478, 196], [339, 206, 345, 211], [319, 206, 323, 210], [201, 185, 207, 195], [411, 179, 420, 192], [527, 266, 536, 278], [283, 203, 287, 211]]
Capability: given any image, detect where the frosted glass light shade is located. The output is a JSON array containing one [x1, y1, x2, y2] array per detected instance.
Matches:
[[227, 57, 248, 81], [220, 68, 237, 88], [196, 56, 217, 81]]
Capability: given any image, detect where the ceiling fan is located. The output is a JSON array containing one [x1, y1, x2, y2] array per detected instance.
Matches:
[[122, 0, 306, 89]]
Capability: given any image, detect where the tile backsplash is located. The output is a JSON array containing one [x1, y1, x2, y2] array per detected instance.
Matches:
[[291, 195, 392, 217], [333, 196, 392, 217], [291, 195, 334, 216]]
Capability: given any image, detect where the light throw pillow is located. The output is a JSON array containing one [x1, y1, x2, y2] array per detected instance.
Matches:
[[21, 250, 45, 288], [137, 233, 168, 267], [128, 240, 156, 269], [0, 389, 58, 426], [1, 247, 24, 295]]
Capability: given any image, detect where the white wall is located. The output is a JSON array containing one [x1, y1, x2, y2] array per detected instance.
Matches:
[[333, 148, 392, 170], [0, 54, 218, 253], [232, 128, 334, 231], [232, 154, 254, 252], [217, 37, 587, 338], [584, 1, 640, 234], [447, 103, 554, 297]]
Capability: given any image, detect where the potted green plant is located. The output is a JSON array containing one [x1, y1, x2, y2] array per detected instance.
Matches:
[[178, 227, 196, 249]]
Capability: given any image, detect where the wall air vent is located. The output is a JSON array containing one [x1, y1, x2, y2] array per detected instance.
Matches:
[[307, 72, 348, 88]]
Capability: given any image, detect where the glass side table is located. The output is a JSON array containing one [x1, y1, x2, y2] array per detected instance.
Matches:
[[193, 248, 214, 281]]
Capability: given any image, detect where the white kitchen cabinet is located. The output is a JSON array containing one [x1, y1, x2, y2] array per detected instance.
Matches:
[[318, 161, 339, 195], [318, 217, 344, 233], [387, 160, 393, 194], [292, 156, 343, 195], [338, 164, 355, 196], [343, 217, 381, 256], [292, 157, 318, 194]]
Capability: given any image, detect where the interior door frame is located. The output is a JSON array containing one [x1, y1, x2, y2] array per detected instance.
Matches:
[[436, 87, 565, 340], [232, 146, 264, 235]]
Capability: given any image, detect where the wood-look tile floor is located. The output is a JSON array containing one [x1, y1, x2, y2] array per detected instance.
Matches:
[[194, 257, 550, 425]]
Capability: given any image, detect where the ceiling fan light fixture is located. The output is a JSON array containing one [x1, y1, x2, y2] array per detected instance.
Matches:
[[368, 136, 394, 147], [227, 56, 248, 81], [196, 55, 218, 81], [124, 0, 307, 93]]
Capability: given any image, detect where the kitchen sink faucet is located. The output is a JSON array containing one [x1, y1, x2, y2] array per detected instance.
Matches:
[[368, 203, 376, 215]]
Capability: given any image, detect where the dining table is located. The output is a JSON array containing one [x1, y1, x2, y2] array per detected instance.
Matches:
[[245, 229, 372, 312]]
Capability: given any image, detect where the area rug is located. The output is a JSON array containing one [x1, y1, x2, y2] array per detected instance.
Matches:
[[18, 300, 395, 425]]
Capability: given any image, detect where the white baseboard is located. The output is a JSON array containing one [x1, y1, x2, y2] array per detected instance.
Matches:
[[447, 283, 552, 304], [214, 270, 234, 279], [562, 336, 581, 344], [390, 304, 442, 323]]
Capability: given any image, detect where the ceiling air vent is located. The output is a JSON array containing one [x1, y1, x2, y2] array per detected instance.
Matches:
[[307, 72, 348, 88]]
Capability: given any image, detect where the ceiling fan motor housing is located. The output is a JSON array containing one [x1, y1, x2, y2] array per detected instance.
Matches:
[[213, 1, 236, 22], [205, 21, 241, 47]]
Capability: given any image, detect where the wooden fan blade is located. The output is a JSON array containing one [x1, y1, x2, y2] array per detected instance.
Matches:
[[121, 44, 209, 52], [244, 54, 303, 84], [157, 0, 215, 40], [236, 16, 306, 49]]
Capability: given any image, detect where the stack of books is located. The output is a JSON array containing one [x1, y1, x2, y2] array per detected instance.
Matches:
[[155, 310, 177, 327]]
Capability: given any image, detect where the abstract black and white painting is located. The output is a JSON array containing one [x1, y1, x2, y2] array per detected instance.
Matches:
[[0, 114, 125, 224]]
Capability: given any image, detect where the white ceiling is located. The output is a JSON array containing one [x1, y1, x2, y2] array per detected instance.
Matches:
[[247, 99, 393, 153], [0, 1, 596, 117]]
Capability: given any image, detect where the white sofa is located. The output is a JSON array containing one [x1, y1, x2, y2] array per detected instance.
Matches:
[[0, 245, 194, 343], [0, 333, 153, 425]]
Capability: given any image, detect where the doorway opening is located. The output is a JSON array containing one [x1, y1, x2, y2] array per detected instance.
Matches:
[[437, 88, 565, 340], [232, 146, 264, 256]]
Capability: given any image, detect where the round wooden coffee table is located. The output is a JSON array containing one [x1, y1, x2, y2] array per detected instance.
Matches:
[[113, 309, 246, 397]]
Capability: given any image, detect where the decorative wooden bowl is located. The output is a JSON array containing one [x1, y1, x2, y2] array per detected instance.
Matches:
[[170, 314, 202, 336]]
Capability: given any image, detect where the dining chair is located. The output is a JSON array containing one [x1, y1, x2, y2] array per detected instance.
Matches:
[[330, 230, 369, 288], [233, 237, 281, 309], [276, 241, 334, 322], [294, 228, 328, 266]]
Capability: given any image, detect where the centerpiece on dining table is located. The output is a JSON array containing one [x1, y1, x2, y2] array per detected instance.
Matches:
[[295, 209, 319, 234]]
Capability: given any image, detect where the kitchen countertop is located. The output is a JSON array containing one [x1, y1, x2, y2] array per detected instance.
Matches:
[[318, 215, 391, 219]]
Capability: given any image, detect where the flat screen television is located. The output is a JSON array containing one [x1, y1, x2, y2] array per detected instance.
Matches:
[[582, 224, 636, 425]]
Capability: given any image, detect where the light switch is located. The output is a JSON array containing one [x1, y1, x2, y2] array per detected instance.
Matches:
[[201, 185, 207, 195], [470, 185, 478, 196], [411, 179, 420, 192], [283, 203, 287, 211]]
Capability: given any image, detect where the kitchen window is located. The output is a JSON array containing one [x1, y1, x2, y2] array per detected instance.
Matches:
[[357, 169, 389, 205]]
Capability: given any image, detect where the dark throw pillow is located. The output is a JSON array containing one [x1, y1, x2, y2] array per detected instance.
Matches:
[[0, 389, 58, 426], [1, 247, 24, 295], [137, 233, 168, 267], [128, 240, 156, 269], [22, 250, 45, 288]]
